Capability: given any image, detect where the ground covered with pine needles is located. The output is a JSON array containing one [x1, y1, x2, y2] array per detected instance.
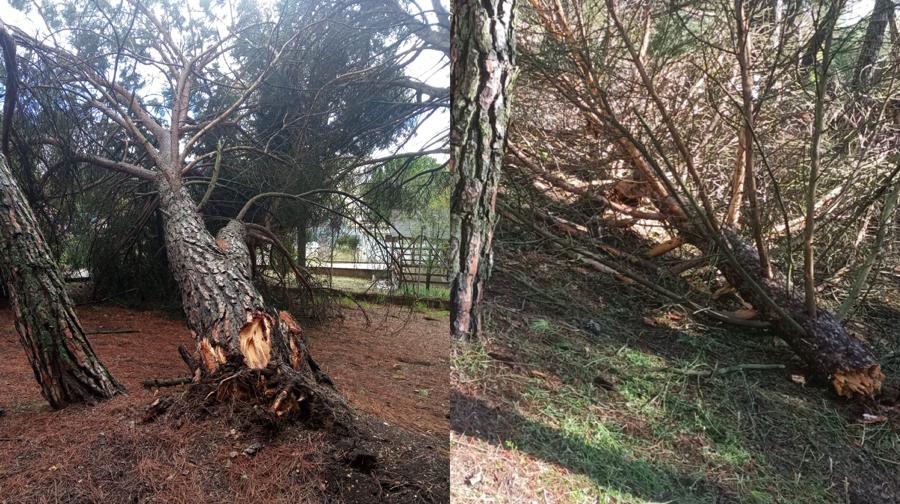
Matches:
[[0, 303, 449, 503]]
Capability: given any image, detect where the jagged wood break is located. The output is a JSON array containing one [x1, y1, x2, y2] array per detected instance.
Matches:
[[158, 179, 346, 422]]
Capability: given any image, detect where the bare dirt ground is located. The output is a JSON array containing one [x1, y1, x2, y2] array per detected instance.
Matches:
[[0, 303, 448, 503], [307, 307, 450, 436]]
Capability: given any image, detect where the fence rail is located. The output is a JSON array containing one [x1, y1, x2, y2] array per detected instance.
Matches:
[[386, 236, 449, 289]]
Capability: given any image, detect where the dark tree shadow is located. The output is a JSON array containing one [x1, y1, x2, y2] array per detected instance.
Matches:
[[451, 391, 728, 502]]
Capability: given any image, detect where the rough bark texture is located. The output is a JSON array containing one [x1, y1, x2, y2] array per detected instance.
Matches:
[[449, 0, 516, 340], [853, 0, 894, 91], [0, 154, 124, 408], [694, 228, 883, 397], [157, 178, 345, 423]]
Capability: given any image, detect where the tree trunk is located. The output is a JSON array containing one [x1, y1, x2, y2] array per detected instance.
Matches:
[[853, 0, 893, 91], [296, 222, 308, 268], [705, 229, 883, 397], [449, 0, 517, 341], [0, 154, 124, 408], [157, 178, 346, 423]]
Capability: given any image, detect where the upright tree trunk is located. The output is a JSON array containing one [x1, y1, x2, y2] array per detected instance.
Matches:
[[450, 0, 517, 340], [853, 0, 893, 91], [296, 222, 308, 268], [0, 154, 124, 408], [156, 178, 345, 422]]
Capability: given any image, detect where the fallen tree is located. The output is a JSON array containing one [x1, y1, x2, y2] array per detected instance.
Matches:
[[514, 0, 894, 397], [4, 0, 430, 422]]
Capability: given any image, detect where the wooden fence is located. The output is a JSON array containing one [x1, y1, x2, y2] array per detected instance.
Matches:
[[386, 236, 449, 289]]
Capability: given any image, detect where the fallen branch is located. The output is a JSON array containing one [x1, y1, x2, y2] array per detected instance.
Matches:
[[500, 205, 771, 328], [651, 363, 786, 377], [142, 377, 192, 389], [647, 237, 684, 257], [85, 328, 140, 335], [178, 344, 200, 377]]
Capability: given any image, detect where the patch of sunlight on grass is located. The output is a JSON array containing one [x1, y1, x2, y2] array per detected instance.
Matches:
[[452, 341, 492, 383]]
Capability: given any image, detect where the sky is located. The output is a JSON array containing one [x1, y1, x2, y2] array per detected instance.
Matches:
[[0, 0, 878, 164], [0, 0, 449, 159]]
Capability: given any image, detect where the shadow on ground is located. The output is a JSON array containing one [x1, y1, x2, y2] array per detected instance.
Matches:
[[451, 391, 725, 502], [450, 246, 900, 503]]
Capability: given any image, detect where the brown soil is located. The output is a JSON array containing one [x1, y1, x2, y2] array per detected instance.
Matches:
[[307, 307, 450, 436], [0, 304, 449, 503]]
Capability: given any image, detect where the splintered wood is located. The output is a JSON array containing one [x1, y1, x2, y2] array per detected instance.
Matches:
[[239, 313, 273, 369], [199, 338, 226, 373], [832, 365, 884, 398]]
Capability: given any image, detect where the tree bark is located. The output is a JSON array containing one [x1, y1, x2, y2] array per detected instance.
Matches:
[[705, 229, 883, 397], [449, 0, 517, 341], [0, 154, 124, 408], [853, 0, 894, 91], [157, 178, 345, 423], [296, 222, 308, 268]]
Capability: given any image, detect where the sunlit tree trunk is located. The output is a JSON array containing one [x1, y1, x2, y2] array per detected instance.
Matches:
[[450, 0, 517, 340]]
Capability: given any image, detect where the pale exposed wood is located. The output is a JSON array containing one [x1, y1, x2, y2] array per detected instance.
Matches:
[[647, 237, 685, 258]]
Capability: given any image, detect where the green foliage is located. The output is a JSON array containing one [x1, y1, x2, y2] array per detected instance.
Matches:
[[363, 157, 449, 216], [335, 235, 360, 250]]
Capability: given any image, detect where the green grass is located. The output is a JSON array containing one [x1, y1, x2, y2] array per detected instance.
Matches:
[[399, 284, 451, 299], [337, 295, 377, 311], [453, 298, 900, 503], [313, 274, 449, 301], [412, 300, 450, 319], [453, 340, 493, 384], [309, 248, 359, 262]]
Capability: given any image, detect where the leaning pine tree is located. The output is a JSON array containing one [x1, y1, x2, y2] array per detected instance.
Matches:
[[0, 25, 123, 409], [5, 0, 426, 423]]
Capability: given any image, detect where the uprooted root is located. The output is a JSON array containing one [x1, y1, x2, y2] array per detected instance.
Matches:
[[144, 363, 357, 437]]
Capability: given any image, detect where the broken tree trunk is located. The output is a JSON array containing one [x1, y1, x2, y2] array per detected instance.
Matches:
[[157, 178, 347, 424], [449, 0, 517, 341], [691, 228, 883, 397], [0, 154, 124, 408], [526, 0, 883, 398]]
